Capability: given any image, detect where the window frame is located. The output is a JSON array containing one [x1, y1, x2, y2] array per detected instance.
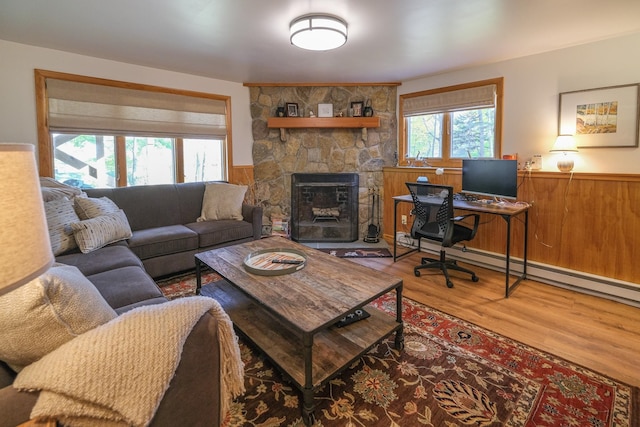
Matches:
[[35, 69, 233, 185], [399, 77, 504, 168]]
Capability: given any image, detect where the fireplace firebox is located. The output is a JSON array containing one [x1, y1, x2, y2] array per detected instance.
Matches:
[[291, 173, 359, 242]]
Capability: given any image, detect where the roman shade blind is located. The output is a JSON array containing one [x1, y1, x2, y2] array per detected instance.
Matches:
[[46, 78, 227, 138], [402, 84, 496, 117]]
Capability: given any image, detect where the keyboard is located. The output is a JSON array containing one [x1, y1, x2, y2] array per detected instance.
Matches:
[[453, 192, 477, 201]]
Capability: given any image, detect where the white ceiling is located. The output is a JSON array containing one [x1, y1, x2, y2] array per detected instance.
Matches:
[[1, 0, 640, 84]]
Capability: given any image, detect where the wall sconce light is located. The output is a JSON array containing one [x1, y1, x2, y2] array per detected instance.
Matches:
[[550, 135, 578, 172], [290, 14, 348, 51]]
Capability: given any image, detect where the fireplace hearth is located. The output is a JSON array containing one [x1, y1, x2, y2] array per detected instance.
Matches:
[[291, 173, 359, 242]]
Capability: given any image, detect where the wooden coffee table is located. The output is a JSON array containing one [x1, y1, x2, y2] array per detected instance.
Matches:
[[195, 237, 404, 425]]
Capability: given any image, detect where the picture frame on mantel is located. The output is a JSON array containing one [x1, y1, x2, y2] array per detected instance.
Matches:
[[317, 103, 333, 118], [351, 101, 364, 117], [558, 83, 640, 148], [286, 102, 299, 117]]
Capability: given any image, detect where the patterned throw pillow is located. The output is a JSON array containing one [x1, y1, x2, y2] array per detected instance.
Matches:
[[0, 264, 117, 371], [40, 177, 85, 202], [70, 210, 133, 253], [74, 196, 120, 220], [44, 197, 80, 256], [198, 182, 247, 221]]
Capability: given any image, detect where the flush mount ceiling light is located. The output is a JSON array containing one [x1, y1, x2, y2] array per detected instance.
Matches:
[[290, 14, 348, 51]]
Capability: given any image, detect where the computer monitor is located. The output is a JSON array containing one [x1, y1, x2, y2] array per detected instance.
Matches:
[[462, 159, 518, 200]]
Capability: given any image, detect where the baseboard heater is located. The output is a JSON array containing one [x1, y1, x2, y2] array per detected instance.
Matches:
[[396, 233, 640, 308]]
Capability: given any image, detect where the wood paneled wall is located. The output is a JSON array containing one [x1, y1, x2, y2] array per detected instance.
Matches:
[[229, 165, 257, 205], [229, 165, 254, 186], [383, 167, 640, 284]]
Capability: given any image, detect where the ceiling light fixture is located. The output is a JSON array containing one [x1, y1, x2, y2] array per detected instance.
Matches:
[[290, 14, 348, 51]]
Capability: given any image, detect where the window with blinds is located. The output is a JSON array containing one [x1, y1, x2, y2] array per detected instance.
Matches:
[[399, 78, 503, 167], [35, 70, 231, 187]]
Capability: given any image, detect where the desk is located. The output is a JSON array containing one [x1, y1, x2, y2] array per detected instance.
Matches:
[[393, 195, 529, 297]]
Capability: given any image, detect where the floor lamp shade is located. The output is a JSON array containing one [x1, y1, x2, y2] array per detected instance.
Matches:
[[0, 143, 53, 295]]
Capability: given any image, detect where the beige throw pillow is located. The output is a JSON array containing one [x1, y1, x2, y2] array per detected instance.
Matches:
[[75, 196, 120, 220], [198, 182, 247, 221], [0, 264, 117, 371], [44, 197, 80, 256], [70, 209, 133, 253]]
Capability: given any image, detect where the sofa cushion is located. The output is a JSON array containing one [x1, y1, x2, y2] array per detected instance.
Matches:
[[186, 220, 254, 248], [174, 182, 207, 223], [70, 210, 133, 253], [0, 265, 117, 371], [87, 266, 165, 312], [86, 185, 183, 231], [127, 225, 199, 260], [198, 182, 247, 221], [40, 177, 84, 202], [114, 296, 170, 314], [44, 197, 80, 255], [55, 244, 143, 276], [74, 196, 120, 219]]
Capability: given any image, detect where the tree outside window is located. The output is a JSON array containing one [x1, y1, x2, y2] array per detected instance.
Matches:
[[52, 134, 224, 188]]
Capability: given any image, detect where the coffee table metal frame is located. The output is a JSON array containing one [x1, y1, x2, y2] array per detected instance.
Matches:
[[195, 239, 404, 425]]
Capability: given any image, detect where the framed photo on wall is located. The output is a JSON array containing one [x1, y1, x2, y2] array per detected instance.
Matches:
[[558, 84, 639, 148], [286, 102, 299, 117]]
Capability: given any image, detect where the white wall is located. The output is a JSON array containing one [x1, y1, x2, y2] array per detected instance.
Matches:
[[0, 40, 254, 166], [400, 32, 640, 173]]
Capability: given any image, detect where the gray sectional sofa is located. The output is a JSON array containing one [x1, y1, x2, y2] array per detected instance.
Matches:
[[83, 181, 263, 279], [0, 181, 262, 426]]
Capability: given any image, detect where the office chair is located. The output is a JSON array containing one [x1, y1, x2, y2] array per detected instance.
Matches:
[[405, 182, 480, 288]]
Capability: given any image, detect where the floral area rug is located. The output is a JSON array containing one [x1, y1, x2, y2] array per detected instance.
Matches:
[[158, 273, 638, 427]]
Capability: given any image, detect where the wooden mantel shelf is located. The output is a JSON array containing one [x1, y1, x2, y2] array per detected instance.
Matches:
[[267, 117, 380, 129]]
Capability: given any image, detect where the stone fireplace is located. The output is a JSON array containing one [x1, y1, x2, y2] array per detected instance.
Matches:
[[247, 84, 398, 240], [291, 173, 358, 242]]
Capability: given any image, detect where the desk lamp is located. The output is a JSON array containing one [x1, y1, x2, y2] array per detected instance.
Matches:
[[550, 135, 578, 172], [0, 143, 53, 296]]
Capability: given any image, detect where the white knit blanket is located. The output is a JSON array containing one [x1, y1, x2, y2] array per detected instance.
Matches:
[[14, 296, 245, 427]]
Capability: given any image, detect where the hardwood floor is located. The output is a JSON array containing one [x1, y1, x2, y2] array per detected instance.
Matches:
[[351, 252, 640, 388]]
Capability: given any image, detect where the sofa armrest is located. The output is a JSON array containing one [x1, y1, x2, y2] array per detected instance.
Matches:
[[242, 204, 263, 240], [0, 312, 225, 427], [150, 311, 222, 426], [0, 385, 38, 427]]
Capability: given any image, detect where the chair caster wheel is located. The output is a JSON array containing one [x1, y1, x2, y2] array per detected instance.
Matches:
[[472, 275, 479, 282], [414, 270, 421, 277], [446, 281, 454, 288]]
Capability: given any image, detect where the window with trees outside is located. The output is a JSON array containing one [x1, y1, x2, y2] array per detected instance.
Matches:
[[35, 70, 231, 188], [399, 78, 503, 168]]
